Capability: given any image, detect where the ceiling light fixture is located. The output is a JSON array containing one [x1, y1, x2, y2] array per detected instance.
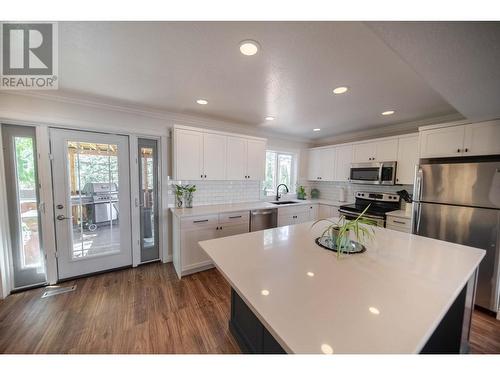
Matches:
[[321, 344, 334, 354], [265, 116, 275, 121], [313, 128, 321, 132], [333, 86, 349, 95], [196, 99, 208, 105], [381, 110, 395, 116], [261, 289, 270, 296], [369, 306, 380, 315], [307, 271, 315, 277], [239, 40, 260, 56]]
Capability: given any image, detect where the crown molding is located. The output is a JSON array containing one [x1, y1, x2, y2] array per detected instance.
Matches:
[[312, 112, 464, 147], [1, 91, 309, 145]]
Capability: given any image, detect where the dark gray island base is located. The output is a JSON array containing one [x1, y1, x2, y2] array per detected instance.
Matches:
[[229, 286, 469, 354]]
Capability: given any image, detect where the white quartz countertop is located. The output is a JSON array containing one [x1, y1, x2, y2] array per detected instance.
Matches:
[[386, 209, 412, 219], [199, 221, 485, 354], [170, 199, 350, 218]]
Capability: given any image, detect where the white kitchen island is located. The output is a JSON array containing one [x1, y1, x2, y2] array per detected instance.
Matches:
[[199, 220, 485, 354]]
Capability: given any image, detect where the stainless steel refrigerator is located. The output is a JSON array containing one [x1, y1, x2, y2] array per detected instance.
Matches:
[[412, 158, 500, 313]]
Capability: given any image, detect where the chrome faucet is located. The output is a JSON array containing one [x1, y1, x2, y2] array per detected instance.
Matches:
[[275, 184, 289, 201]]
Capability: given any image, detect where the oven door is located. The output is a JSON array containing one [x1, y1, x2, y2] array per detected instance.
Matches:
[[338, 208, 385, 227]]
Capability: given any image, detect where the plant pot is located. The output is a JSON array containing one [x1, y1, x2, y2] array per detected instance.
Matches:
[[184, 192, 193, 208], [175, 195, 183, 208], [297, 192, 306, 200]]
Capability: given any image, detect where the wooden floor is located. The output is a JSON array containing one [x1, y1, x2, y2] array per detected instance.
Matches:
[[0, 262, 499, 354]]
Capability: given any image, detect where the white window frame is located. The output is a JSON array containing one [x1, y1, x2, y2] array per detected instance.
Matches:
[[264, 150, 297, 197]]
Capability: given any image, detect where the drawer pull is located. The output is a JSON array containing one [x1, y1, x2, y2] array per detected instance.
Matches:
[[393, 220, 407, 225], [193, 219, 209, 223], [228, 215, 242, 219]]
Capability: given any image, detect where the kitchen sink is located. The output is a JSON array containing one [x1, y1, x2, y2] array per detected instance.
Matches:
[[270, 201, 301, 205]]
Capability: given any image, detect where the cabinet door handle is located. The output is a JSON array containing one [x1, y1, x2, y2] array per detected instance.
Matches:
[[193, 219, 209, 223], [465, 148, 468, 152], [457, 148, 461, 153], [228, 215, 242, 219], [393, 220, 406, 225], [201, 174, 203, 178]]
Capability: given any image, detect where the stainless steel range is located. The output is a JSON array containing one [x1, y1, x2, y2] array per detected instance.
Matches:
[[81, 182, 119, 226], [339, 191, 401, 227]]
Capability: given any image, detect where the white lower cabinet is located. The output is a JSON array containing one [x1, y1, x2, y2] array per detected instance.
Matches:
[[278, 204, 318, 227], [386, 214, 411, 233], [173, 211, 249, 278], [318, 204, 340, 220]]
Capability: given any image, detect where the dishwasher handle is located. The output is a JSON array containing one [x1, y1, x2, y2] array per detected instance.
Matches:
[[251, 210, 275, 215]]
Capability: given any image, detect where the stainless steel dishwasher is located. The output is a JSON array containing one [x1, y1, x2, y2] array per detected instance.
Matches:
[[250, 208, 278, 232]]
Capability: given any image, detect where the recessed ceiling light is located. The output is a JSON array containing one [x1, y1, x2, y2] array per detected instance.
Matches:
[[261, 289, 270, 296], [196, 99, 208, 105], [369, 306, 380, 315], [307, 271, 315, 277], [333, 86, 349, 95], [239, 40, 260, 56], [381, 110, 395, 116], [265, 116, 275, 121], [313, 128, 321, 132], [321, 344, 334, 354]]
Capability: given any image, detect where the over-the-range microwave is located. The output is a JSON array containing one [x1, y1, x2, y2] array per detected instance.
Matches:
[[349, 161, 397, 185]]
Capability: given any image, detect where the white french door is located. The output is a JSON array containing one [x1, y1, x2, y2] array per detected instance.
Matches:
[[50, 129, 132, 279]]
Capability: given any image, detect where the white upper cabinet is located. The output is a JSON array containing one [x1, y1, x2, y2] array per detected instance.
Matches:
[[463, 120, 500, 156], [320, 148, 335, 181], [419, 120, 500, 158], [174, 129, 204, 180], [173, 126, 266, 181], [396, 134, 419, 185], [226, 136, 247, 180], [307, 149, 321, 180], [246, 139, 266, 180], [419, 125, 466, 158], [334, 144, 353, 181], [374, 138, 399, 161], [203, 133, 227, 180], [352, 138, 398, 163], [307, 148, 335, 181], [352, 142, 376, 163], [226, 137, 266, 180]]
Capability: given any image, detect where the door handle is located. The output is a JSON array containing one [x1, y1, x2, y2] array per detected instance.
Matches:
[[56, 214, 73, 220]]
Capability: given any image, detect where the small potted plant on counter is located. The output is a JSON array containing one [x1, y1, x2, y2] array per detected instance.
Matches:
[[183, 184, 196, 208], [297, 185, 307, 200], [311, 205, 375, 257], [174, 184, 184, 208]]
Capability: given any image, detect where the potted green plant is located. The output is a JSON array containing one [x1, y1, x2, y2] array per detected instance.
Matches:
[[311, 205, 375, 257], [183, 184, 197, 208], [174, 184, 184, 208], [297, 185, 307, 200]]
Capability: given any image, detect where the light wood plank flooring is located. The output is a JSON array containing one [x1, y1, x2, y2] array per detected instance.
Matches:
[[0, 262, 499, 354]]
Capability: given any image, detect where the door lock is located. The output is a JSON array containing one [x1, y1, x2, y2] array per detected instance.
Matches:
[[56, 214, 72, 220], [56, 204, 64, 209]]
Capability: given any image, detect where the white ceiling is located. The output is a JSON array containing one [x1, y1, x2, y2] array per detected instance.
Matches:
[[367, 22, 500, 121], [43, 21, 497, 139]]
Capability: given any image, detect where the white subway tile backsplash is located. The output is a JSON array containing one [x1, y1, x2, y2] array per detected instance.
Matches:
[[168, 178, 413, 209], [168, 179, 261, 207], [297, 179, 413, 204]]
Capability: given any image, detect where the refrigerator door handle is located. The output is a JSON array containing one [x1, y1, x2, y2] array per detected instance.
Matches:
[[413, 165, 423, 202]]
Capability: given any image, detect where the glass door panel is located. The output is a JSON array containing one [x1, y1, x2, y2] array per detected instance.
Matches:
[[138, 138, 159, 262], [2, 125, 46, 289], [68, 142, 121, 259]]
